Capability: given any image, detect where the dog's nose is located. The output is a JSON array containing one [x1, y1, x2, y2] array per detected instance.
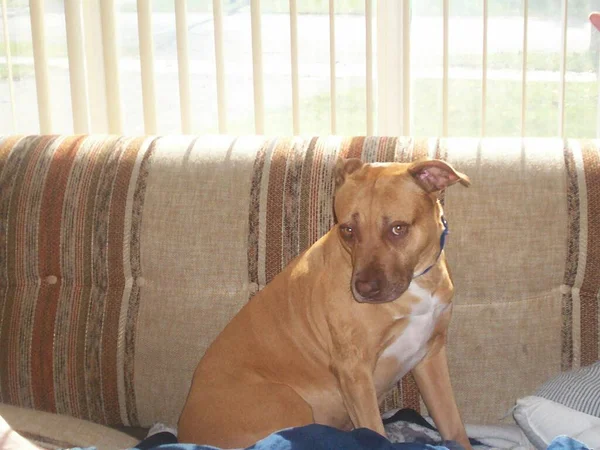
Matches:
[[354, 279, 381, 298]]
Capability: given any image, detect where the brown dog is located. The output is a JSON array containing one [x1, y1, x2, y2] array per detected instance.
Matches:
[[178, 158, 472, 449]]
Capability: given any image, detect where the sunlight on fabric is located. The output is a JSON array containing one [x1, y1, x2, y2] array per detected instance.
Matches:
[[1, 0, 15, 132], [559, 0, 568, 138], [99, 0, 122, 134], [290, 0, 300, 135], [401, 0, 410, 134], [29, 0, 51, 133], [376, 0, 409, 136], [365, 0, 374, 136], [442, 0, 449, 137], [137, 0, 157, 135], [212, 0, 227, 134], [251, 0, 264, 134], [521, 0, 529, 137], [175, 0, 191, 135], [481, 0, 488, 137], [65, 0, 90, 134], [81, 0, 108, 133], [329, 0, 336, 134]]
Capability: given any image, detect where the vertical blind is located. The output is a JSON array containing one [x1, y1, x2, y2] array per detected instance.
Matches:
[[0, 0, 598, 138]]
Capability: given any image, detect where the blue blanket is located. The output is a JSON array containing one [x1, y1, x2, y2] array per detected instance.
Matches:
[[137, 424, 590, 450]]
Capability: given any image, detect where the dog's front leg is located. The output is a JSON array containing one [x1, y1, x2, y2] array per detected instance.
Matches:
[[331, 360, 386, 435], [325, 308, 385, 435], [412, 338, 472, 450]]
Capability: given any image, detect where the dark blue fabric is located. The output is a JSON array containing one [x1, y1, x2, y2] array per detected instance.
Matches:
[[150, 424, 453, 450], [74, 424, 593, 450], [133, 431, 178, 449], [127, 426, 593, 450]]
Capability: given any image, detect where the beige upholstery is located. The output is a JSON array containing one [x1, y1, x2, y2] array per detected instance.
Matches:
[[0, 404, 138, 449]]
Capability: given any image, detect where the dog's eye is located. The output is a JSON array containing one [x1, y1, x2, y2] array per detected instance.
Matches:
[[340, 225, 354, 239], [390, 224, 408, 237]]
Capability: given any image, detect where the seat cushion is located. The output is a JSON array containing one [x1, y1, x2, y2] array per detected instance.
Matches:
[[0, 403, 139, 449]]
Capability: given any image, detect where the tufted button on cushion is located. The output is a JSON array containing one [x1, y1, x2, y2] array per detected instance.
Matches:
[[45, 275, 58, 285]]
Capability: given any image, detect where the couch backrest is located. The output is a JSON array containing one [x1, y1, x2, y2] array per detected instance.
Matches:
[[0, 135, 598, 428]]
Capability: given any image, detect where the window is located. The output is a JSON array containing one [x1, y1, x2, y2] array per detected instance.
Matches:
[[1, 0, 598, 137]]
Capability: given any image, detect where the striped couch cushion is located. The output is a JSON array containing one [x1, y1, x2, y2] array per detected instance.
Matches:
[[535, 361, 600, 417], [0, 135, 599, 429]]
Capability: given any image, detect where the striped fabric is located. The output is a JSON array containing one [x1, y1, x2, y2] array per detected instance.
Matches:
[[562, 141, 600, 369], [0, 135, 155, 426], [0, 135, 599, 431], [535, 361, 600, 417]]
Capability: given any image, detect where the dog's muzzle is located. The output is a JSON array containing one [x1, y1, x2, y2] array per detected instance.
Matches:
[[351, 273, 409, 304]]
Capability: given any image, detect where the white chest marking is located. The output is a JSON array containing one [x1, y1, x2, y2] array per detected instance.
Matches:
[[380, 282, 449, 381]]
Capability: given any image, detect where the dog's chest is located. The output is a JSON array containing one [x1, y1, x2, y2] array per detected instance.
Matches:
[[379, 283, 448, 380]]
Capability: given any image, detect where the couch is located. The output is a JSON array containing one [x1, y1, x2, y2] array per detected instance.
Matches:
[[0, 134, 598, 449]]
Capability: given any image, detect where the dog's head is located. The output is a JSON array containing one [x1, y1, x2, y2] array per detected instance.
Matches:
[[334, 158, 470, 304]]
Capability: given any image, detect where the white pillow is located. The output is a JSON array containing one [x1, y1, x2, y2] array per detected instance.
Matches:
[[513, 395, 600, 450]]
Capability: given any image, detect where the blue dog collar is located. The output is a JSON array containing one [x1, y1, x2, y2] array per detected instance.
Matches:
[[413, 216, 449, 278]]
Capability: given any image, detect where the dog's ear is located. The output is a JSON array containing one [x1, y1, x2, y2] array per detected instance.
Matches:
[[408, 159, 471, 193], [591, 12, 600, 32], [335, 158, 364, 189]]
